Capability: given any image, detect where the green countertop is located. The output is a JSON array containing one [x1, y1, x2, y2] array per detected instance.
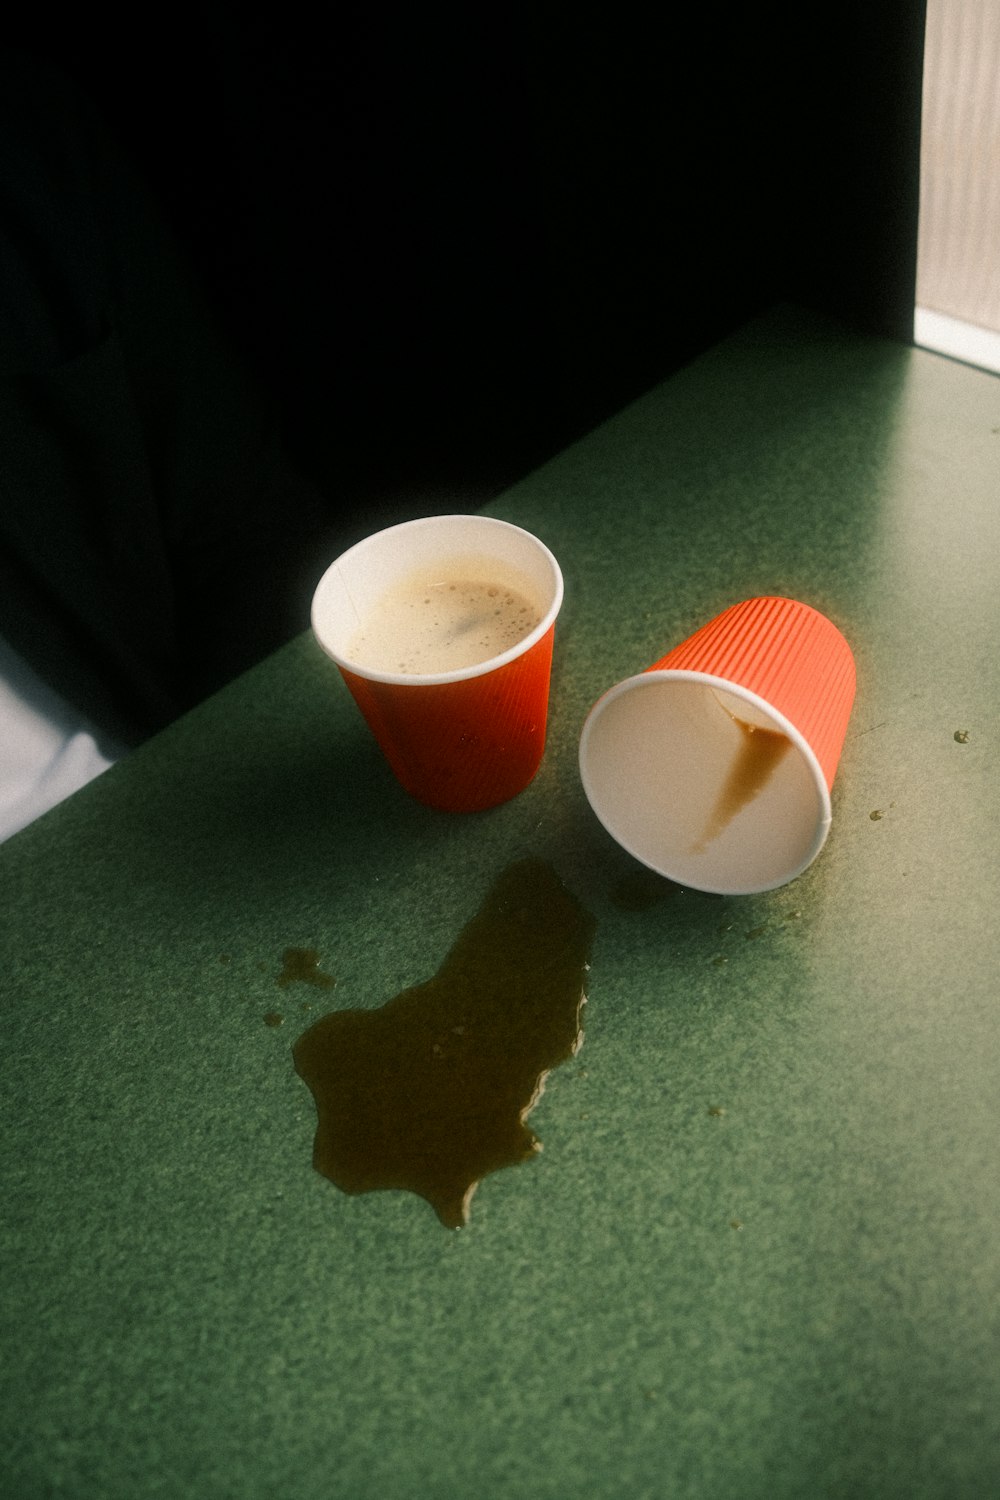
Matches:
[[3, 306, 998, 1498]]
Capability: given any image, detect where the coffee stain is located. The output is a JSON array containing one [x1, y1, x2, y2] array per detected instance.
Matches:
[[692, 715, 792, 853], [292, 859, 596, 1229], [277, 948, 336, 990]]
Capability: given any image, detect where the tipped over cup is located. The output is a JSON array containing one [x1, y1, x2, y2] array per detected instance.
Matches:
[[579, 596, 856, 894], [311, 514, 564, 813]]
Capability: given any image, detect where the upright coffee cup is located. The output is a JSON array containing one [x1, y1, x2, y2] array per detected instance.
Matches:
[[312, 514, 563, 813]]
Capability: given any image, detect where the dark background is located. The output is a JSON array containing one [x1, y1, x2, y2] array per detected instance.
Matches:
[[11, 2, 927, 534]]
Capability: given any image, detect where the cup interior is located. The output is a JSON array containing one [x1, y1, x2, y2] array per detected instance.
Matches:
[[579, 671, 832, 894], [311, 514, 563, 685]]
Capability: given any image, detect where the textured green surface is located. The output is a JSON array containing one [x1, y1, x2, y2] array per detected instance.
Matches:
[[3, 307, 999, 1499]]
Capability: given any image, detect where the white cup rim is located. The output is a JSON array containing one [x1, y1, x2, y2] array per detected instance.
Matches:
[[311, 514, 564, 686]]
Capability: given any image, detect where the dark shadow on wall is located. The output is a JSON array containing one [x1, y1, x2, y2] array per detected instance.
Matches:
[[11, 3, 926, 532]]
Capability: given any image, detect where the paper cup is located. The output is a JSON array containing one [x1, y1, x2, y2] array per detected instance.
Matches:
[[311, 515, 563, 812], [579, 596, 856, 894]]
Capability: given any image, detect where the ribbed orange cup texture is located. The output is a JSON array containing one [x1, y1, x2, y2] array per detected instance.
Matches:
[[339, 624, 556, 813], [651, 597, 855, 789]]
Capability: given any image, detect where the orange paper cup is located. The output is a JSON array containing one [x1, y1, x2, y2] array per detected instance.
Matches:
[[311, 515, 563, 813], [579, 596, 856, 893]]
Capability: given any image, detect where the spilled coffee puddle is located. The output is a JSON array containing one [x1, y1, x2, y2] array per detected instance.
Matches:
[[293, 859, 595, 1228], [692, 715, 792, 852]]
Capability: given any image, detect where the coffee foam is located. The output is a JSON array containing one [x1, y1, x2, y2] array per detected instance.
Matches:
[[347, 556, 543, 676]]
